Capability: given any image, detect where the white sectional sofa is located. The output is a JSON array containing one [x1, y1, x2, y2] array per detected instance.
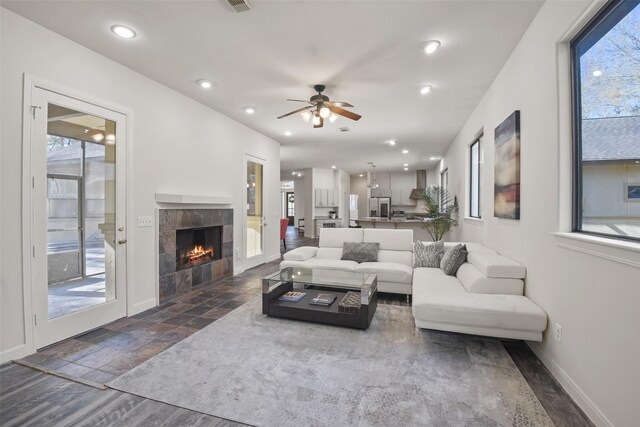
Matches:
[[281, 228, 414, 295], [412, 242, 548, 341], [281, 228, 547, 341]]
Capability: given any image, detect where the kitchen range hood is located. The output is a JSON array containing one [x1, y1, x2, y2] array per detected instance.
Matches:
[[409, 170, 427, 200]]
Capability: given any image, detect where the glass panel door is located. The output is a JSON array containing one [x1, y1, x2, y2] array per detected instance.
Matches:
[[31, 87, 127, 348], [245, 156, 266, 269]]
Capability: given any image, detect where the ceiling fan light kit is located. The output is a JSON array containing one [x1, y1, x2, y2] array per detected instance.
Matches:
[[278, 84, 361, 128]]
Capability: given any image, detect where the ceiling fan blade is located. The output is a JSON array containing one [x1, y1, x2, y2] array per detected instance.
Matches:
[[314, 117, 324, 128], [286, 99, 312, 103], [326, 101, 354, 108], [277, 105, 312, 119], [329, 106, 361, 121]]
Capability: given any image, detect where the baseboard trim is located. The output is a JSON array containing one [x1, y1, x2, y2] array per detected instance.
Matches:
[[132, 297, 157, 315], [0, 344, 30, 364], [527, 342, 612, 427], [266, 254, 281, 263]]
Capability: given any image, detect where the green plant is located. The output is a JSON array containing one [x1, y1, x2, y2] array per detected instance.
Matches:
[[419, 186, 459, 241]]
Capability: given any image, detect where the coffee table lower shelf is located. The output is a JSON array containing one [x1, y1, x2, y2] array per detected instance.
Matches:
[[262, 281, 377, 330]]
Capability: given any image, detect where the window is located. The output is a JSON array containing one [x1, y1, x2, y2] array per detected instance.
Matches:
[[440, 168, 449, 212], [572, 0, 640, 241], [469, 138, 481, 218]]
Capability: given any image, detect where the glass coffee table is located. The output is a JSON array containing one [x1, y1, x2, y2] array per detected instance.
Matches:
[[262, 267, 378, 330]]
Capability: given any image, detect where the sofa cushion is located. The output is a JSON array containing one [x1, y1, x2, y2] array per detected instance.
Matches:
[[319, 228, 364, 248], [308, 259, 359, 272], [363, 229, 413, 251], [413, 267, 463, 295], [467, 251, 526, 279], [456, 263, 524, 295], [282, 246, 318, 261], [414, 240, 444, 268], [355, 262, 413, 284], [412, 281, 547, 334], [341, 242, 380, 263], [440, 244, 468, 276], [316, 247, 344, 260], [377, 250, 413, 267]]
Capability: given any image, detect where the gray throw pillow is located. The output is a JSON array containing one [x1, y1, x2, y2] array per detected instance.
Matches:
[[440, 244, 468, 276], [413, 240, 444, 268], [341, 242, 380, 263]]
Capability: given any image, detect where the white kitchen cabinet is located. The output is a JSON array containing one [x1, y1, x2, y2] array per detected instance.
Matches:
[[370, 188, 392, 198], [315, 188, 338, 207], [328, 189, 339, 207]]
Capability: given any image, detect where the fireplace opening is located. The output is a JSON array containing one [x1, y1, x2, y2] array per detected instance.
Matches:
[[176, 226, 222, 271]]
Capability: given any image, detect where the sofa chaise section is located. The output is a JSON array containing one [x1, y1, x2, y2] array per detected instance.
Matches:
[[412, 244, 547, 341]]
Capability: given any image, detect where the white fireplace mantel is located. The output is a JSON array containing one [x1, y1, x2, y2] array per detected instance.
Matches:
[[155, 193, 234, 205]]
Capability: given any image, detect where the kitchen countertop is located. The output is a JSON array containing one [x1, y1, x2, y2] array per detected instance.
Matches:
[[315, 217, 342, 220], [356, 217, 426, 223]]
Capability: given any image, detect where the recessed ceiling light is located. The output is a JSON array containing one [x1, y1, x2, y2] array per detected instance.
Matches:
[[331, 165, 336, 169], [359, 174, 364, 177], [284, 131, 293, 136], [402, 149, 409, 154], [198, 79, 213, 89], [592, 70, 602, 77], [243, 106, 255, 114], [430, 156, 440, 160], [111, 25, 136, 39], [388, 140, 397, 146], [291, 171, 297, 175], [423, 40, 441, 54], [420, 85, 432, 95], [403, 163, 408, 167], [297, 173, 302, 177], [404, 167, 409, 171]]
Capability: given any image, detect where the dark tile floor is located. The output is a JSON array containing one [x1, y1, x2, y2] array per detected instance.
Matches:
[[6, 226, 592, 426], [20, 226, 319, 384]]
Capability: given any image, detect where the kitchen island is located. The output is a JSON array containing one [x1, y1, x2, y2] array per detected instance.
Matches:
[[355, 217, 434, 241]]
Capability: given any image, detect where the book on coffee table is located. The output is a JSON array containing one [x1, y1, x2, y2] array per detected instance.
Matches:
[[278, 291, 306, 302], [309, 293, 337, 306]]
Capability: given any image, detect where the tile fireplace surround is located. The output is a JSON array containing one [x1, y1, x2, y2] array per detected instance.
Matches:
[[158, 208, 233, 301]]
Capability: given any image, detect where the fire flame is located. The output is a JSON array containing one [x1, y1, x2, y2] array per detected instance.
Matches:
[[186, 245, 213, 260]]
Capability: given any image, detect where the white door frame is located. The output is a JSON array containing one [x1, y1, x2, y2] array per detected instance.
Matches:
[[21, 75, 135, 352], [243, 153, 267, 270]]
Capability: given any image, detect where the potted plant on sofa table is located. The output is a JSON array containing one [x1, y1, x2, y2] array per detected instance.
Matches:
[[418, 186, 459, 241]]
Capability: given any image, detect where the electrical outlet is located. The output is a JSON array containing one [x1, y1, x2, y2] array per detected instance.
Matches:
[[555, 323, 562, 343], [137, 216, 153, 227]]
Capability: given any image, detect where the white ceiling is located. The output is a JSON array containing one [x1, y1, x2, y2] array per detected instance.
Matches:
[[3, 0, 543, 178]]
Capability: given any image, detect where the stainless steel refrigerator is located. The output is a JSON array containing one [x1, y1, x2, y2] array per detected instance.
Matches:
[[369, 197, 391, 218]]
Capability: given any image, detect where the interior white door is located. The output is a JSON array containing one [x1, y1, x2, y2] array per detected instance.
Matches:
[[244, 155, 267, 269], [30, 87, 127, 348]]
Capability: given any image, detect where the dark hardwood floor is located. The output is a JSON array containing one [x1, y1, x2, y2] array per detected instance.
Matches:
[[0, 226, 592, 426]]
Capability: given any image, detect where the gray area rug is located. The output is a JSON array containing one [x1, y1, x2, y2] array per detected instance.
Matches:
[[109, 299, 552, 426]]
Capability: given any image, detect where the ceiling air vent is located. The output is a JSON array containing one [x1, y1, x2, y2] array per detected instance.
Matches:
[[226, 0, 253, 13], [339, 127, 350, 132]]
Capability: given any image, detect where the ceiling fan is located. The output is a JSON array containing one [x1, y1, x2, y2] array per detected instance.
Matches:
[[277, 84, 361, 128]]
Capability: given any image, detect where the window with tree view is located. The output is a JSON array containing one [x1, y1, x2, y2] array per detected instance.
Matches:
[[572, 0, 640, 241]]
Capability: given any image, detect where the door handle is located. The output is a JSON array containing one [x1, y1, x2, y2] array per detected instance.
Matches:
[[118, 239, 127, 245]]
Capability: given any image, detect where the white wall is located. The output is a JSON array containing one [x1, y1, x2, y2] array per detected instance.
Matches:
[[350, 174, 368, 219], [440, 1, 640, 425], [0, 8, 281, 361]]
